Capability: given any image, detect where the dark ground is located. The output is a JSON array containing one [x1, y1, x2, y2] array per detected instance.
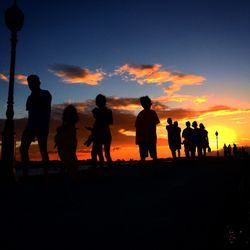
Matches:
[[1, 157, 250, 250]]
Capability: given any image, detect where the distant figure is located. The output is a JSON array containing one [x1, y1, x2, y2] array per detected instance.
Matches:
[[223, 144, 228, 157], [166, 118, 176, 158], [240, 146, 247, 157], [135, 96, 160, 162], [199, 123, 209, 157], [85, 94, 113, 166], [228, 144, 232, 157], [233, 144, 238, 157], [55, 105, 80, 182], [182, 121, 194, 158], [19, 75, 52, 167], [173, 121, 181, 158], [192, 121, 202, 157]]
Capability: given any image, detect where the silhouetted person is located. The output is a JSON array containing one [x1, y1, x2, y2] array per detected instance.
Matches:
[[135, 96, 160, 162], [166, 118, 176, 158], [233, 143, 238, 157], [85, 94, 113, 166], [223, 143, 228, 157], [240, 146, 247, 157], [173, 121, 181, 158], [19, 75, 52, 171], [228, 144, 232, 157], [182, 121, 194, 158], [191, 121, 202, 157], [55, 105, 80, 182], [199, 123, 209, 157], [84, 108, 104, 166]]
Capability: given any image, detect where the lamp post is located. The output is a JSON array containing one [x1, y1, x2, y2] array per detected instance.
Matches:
[[215, 131, 219, 157], [1, 0, 24, 183]]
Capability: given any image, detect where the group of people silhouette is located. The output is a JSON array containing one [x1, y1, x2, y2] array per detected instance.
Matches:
[[167, 119, 210, 159], [19, 75, 114, 179], [223, 143, 247, 158], [20, 75, 213, 179]]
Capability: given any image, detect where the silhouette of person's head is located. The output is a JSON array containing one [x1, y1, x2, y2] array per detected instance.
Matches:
[[96, 94, 106, 108], [186, 121, 191, 127], [140, 96, 152, 110], [192, 121, 198, 128], [27, 74, 41, 92], [62, 105, 79, 125], [199, 123, 205, 129], [174, 121, 178, 127], [167, 118, 172, 125]]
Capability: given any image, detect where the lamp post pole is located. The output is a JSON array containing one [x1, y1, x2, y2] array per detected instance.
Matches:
[[1, 1, 24, 183], [215, 131, 219, 157]]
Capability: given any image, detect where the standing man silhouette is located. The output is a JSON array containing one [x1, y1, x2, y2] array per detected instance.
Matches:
[[20, 75, 52, 165], [191, 121, 202, 158], [199, 123, 209, 157], [166, 118, 176, 158], [173, 121, 182, 158], [182, 121, 193, 158], [135, 96, 160, 162]]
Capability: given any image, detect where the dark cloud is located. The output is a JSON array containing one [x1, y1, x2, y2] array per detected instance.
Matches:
[[49, 64, 105, 85]]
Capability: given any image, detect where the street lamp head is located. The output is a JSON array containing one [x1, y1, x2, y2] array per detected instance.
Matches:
[[5, 1, 24, 33]]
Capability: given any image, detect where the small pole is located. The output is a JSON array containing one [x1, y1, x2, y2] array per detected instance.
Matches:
[[215, 131, 219, 157]]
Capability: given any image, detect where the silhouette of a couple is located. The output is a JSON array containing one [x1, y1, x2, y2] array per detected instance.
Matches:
[[84, 94, 113, 167], [166, 118, 181, 159]]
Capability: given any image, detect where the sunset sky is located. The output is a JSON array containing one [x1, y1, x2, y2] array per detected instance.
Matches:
[[1, 0, 250, 160]]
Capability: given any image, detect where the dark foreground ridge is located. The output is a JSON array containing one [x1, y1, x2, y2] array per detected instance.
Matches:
[[1, 157, 250, 250]]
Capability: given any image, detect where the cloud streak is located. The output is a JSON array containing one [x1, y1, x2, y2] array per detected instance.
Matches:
[[47, 63, 206, 94], [0, 73, 27, 84], [115, 64, 206, 94], [155, 94, 208, 106], [0, 73, 8, 81], [50, 64, 105, 85], [15, 74, 28, 85]]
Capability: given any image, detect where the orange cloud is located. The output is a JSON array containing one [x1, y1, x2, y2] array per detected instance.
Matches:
[[118, 129, 136, 137], [106, 96, 141, 111], [15, 74, 27, 85], [0, 73, 27, 85], [115, 64, 161, 80], [199, 95, 250, 110], [0, 73, 8, 81], [163, 74, 206, 94], [156, 94, 208, 106], [50, 64, 105, 85], [115, 64, 206, 94], [199, 106, 250, 119]]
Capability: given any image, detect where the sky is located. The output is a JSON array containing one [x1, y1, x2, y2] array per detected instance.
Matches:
[[1, 0, 250, 160]]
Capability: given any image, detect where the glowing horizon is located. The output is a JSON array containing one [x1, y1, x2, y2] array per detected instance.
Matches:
[[1, 1, 250, 161]]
